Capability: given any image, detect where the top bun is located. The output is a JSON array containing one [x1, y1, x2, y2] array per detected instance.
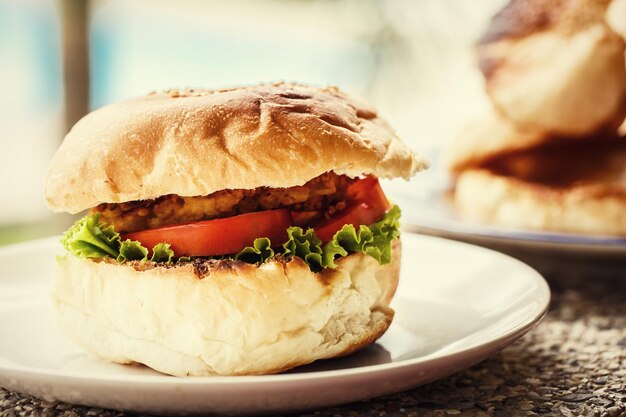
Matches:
[[446, 0, 626, 172], [478, 0, 626, 138], [45, 83, 427, 213]]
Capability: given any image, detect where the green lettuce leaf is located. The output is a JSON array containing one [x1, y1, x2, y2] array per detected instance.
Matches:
[[280, 205, 401, 270], [61, 213, 120, 259], [361, 204, 401, 264], [176, 256, 192, 264], [282, 227, 324, 271], [234, 238, 274, 264], [321, 205, 401, 268], [62, 213, 175, 264], [322, 224, 369, 268], [151, 242, 175, 263], [61, 206, 402, 271], [117, 239, 148, 263]]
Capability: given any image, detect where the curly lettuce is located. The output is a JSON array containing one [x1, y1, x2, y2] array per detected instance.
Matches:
[[233, 238, 274, 264], [295, 205, 400, 270], [282, 227, 324, 271], [229, 205, 401, 271], [62, 206, 402, 270], [61, 213, 175, 264], [62, 213, 120, 258]]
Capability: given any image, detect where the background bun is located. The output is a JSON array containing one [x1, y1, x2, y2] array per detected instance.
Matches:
[[447, 0, 626, 236], [607, 0, 626, 41], [447, 0, 626, 173], [45, 83, 427, 214], [51, 240, 401, 376], [444, 103, 624, 172], [444, 104, 548, 172], [454, 169, 626, 236], [478, 0, 626, 137]]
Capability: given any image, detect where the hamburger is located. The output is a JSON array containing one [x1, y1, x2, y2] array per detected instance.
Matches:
[[445, 0, 626, 235], [44, 83, 427, 376]]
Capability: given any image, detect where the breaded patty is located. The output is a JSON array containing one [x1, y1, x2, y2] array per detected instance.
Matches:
[[92, 173, 354, 233]]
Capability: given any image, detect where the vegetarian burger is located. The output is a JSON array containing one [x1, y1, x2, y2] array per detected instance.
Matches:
[[44, 83, 427, 376]]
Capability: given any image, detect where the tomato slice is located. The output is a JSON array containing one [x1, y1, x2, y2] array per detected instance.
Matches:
[[123, 209, 292, 257], [347, 175, 391, 215], [122, 177, 390, 256], [291, 210, 320, 227], [347, 175, 381, 201], [315, 177, 391, 243]]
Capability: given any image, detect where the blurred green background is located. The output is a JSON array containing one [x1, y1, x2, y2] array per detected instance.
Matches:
[[0, 0, 505, 246]]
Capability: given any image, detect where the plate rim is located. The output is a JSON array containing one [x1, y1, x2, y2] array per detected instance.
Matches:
[[403, 222, 626, 254]]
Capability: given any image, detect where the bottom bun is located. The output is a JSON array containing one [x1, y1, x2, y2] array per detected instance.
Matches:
[[454, 169, 626, 235], [51, 240, 401, 376]]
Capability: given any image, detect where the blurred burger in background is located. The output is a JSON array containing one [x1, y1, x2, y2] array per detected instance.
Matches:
[[446, 0, 626, 235]]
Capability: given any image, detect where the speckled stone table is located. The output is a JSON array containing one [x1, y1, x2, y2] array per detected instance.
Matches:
[[1, 254, 625, 417]]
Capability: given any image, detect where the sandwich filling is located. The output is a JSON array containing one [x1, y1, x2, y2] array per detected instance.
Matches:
[[480, 137, 626, 188], [61, 173, 401, 272], [93, 173, 352, 234]]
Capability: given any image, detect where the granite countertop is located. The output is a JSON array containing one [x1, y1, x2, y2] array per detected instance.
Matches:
[[1, 253, 625, 417]]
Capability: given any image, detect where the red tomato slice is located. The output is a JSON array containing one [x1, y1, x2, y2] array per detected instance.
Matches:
[[347, 175, 391, 215], [347, 175, 380, 201], [315, 177, 391, 243], [291, 210, 320, 227], [123, 209, 292, 257]]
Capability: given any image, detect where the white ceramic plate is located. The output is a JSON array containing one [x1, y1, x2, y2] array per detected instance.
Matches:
[[385, 153, 626, 257], [0, 234, 549, 416]]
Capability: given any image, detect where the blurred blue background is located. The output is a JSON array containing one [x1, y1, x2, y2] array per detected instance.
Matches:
[[0, 0, 504, 245]]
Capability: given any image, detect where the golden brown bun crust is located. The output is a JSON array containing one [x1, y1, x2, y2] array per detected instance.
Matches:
[[478, 0, 626, 138], [45, 83, 427, 213], [480, 0, 612, 44], [445, 105, 625, 172], [51, 240, 401, 376]]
